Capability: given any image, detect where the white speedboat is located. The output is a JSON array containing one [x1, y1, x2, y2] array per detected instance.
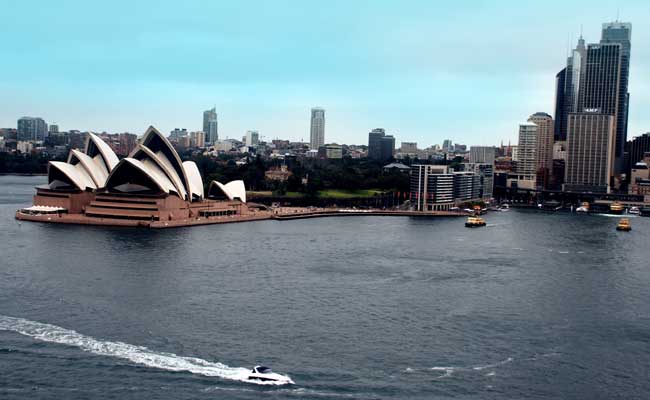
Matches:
[[629, 206, 640, 215], [248, 365, 294, 384]]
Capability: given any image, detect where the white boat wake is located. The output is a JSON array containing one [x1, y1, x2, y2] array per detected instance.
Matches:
[[0, 315, 292, 386]]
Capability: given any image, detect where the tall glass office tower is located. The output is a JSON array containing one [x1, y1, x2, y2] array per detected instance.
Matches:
[[600, 22, 632, 165]]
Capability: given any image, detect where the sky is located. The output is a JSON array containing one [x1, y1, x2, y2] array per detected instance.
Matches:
[[1, 0, 648, 147]]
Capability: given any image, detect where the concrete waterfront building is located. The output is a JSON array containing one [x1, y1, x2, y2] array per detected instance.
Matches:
[[245, 130, 259, 147], [514, 123, 537, 190], [309, 108, 325, 150], [410, 165, 454, 211], [528, 112, 554, 189], [564, 113, 615, 193], [203, 107, 218, 144], [453, 172, 481, 201], [410, 165, 482, 211], [368, 128, 395, 161], [17, 117, 48, 141], [463, 163, 494, 199], [469, 146, 496, 164]]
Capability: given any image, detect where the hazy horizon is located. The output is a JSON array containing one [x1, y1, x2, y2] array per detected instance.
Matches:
[[2, 0, 648, 147]]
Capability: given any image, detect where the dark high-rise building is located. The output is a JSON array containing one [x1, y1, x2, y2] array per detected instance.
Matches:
[[578, 43, 621, 117], [601, 22, 632, 165], [17, 117, 48, 141], [554, 36, 586, 141], [553, 68, 567, 140], [628, 133, 650, 166], [367, 128, 394, 161]]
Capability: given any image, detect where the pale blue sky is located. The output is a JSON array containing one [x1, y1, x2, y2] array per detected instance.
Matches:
[[1, 0, 648, 146]]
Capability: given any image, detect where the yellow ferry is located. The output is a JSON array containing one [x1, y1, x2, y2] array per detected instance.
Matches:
[[616, 218, 631, 231], [610, 201, 624, 214], [465, 216, 486, 228]]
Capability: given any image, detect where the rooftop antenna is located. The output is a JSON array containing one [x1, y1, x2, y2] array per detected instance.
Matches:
[[580, 24, 583, 39], [616, 8, 620, 22]]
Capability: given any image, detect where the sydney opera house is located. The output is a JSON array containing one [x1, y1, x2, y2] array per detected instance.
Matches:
[[16, 126, 268, 228]]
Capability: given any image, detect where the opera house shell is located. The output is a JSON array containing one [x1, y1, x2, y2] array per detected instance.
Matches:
[[17, 126, 265, 228]]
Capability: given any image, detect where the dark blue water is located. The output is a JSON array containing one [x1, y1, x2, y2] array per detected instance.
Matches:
[[1, 175, 650, 399]]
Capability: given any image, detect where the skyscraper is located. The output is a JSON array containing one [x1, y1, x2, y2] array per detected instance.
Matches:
[[17, 117, 48, 141], [600, 22, 631, 165], [628, 133, 650, 167], [554, 36, 586, 141], [564, 113, 615, 193], [367, 128, 394, 161], [553, 68, 567, 140], [309, 108, 325, 150], [245, 130, 259, 147], [515, 123, 537, 190], [528, 112, 554, 189], [203, 107, 218, 144]]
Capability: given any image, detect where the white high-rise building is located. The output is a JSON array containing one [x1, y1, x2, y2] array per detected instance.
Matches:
[[245, 130, 259, 146], [309, 108, 325, 150], [515, 123, 537, 189]]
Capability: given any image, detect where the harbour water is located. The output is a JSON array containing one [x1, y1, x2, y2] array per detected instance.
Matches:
[[1, 175, 649, 399]]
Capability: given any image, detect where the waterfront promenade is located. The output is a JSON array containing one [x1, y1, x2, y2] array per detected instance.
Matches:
[[15, 206, 466, 228]]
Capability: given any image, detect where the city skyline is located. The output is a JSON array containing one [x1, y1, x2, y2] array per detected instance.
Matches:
[[1, 1, 649, 146]]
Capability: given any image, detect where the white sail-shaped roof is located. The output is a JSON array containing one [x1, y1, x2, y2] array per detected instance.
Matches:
[[86, 133, 119, 171], [105, 158, 176, 195], [183, 161, 204, 200], [130, 144, 187, 200], [48, 161, 97, 191], [208, 180, 246, 203], [68, 149, 108, 187], [139, 126, 191, 200]]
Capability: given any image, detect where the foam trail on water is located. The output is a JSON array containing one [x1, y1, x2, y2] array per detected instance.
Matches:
[[0, 315, 290, 386]]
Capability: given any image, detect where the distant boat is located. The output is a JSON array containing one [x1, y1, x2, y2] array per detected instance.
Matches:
[[628, 206, 640, 215], [540, 200, 562, 211], [465, 216, 486, 228], [609, 201, 625, 215], [576, 202, 590, 213], [616, 218, 631, 231]]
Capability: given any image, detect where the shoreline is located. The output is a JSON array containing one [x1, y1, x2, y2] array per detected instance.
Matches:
[[15, 208, 467, 229]]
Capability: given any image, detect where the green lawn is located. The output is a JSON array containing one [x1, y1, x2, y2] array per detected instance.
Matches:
[[248, 189, 383, 199], [317, 189, 384, 198], [247, 191, 305, 198]]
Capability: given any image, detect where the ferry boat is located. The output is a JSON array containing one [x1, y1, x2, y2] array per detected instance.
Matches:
[[609, 201, 625, 215], [616, 218, 631, 231], [540, 200, 562, 211], [465, 216, 486, 228]]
